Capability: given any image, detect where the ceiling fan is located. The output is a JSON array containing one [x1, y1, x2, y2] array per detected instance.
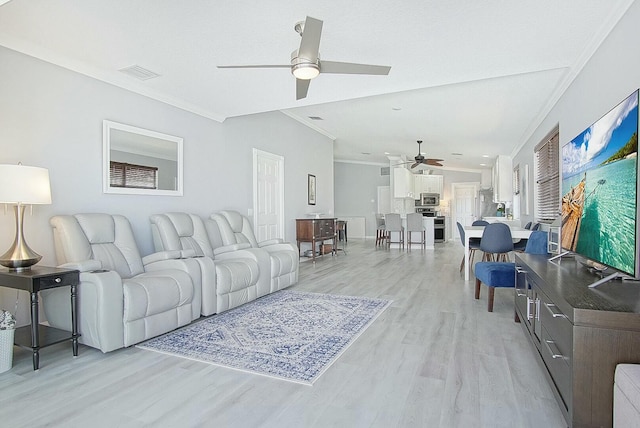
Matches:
[[398, 140, 444, 168], [217, 16, 391, 100]]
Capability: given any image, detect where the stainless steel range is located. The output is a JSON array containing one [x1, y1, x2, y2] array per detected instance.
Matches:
[[433, 216, 445, 243], [415, 207, 445, 242]]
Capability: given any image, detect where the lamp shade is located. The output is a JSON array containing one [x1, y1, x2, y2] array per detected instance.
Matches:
[[0, 164, 52, 205]]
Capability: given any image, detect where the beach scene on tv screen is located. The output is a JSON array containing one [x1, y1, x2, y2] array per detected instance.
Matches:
[[562, 90, 638, 276]]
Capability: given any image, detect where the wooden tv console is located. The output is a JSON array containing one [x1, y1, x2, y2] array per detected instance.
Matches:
[[515, 253, 640, 427]]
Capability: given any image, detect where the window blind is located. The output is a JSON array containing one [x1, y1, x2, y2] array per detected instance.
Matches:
[[513, 165, 521, 195], [534, 130, 559, 222], [110, 161, 158, 189]]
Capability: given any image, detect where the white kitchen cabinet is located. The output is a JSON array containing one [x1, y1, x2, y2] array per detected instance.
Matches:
[[393, 167, 414, 198], [413, 174, 443, 196], [492, 155, 513, 202]]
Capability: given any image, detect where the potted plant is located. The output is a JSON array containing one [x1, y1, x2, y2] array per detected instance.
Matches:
[[0, 309, 16, 373]]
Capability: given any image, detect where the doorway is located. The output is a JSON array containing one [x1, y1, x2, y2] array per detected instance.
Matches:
[[451, 182, 479, 240], [253, 149, 285, 241]]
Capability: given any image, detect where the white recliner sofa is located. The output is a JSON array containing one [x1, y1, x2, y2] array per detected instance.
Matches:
[[210, 210, 298, 292], [41, 214, 201, 353], [150, 212, 267, 315]]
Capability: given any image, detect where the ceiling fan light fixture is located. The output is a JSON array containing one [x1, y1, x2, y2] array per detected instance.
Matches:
[[292, 62, 320, 80]]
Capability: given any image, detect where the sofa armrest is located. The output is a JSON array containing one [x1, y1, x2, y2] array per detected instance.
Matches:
[[41, 269, 125, 353], [142, 250, 185, 265], [59, 259, 102, 272], [258, 238, 283, 247], [213, 242, 252, 256]]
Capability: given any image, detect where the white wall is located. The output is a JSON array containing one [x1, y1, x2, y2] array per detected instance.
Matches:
[[0, 46, 333, 323], [333, 161, 389, 237], [513, 1, 640, 225]]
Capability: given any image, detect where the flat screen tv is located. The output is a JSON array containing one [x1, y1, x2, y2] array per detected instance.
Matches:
[[561, 89, 639, 285]]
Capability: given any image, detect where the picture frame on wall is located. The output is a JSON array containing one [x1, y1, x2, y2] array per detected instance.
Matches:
[[308, 174, 316, 205]]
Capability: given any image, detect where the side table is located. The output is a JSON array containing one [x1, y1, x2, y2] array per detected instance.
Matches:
[[0, 266, 80, 370]]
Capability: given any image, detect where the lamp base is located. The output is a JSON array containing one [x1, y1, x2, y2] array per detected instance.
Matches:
[[0, 204, 42, 271]]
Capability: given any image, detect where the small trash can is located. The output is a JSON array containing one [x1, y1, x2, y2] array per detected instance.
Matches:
[[0, 309, 16, 374]]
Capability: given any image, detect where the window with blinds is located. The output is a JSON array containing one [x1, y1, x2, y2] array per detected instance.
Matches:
[[110, 161, 158, 189], [534, 129, 560, 222], [513, 165, 521, 195]]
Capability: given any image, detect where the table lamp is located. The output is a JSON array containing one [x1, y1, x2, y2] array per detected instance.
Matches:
[[0, 163, 52, 271]]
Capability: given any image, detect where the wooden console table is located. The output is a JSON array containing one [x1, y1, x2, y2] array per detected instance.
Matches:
[[0, 266, 80, 370], [295, 218, 337, 262], [515, 253, 640, 427]]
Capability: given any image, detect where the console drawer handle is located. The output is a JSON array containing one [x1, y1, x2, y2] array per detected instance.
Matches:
[[545, 339, 564, 359], [544, 302, 566, 318]]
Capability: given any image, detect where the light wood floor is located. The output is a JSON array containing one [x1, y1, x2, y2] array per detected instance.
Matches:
[[0, 239, 567, 428]]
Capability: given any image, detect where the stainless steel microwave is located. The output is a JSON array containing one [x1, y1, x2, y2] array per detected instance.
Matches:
[[420, 193, 440, 206]]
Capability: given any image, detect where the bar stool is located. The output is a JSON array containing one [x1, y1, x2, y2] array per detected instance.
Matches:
[[375, 214, 386, 247], [384, 213, 404, 250], [406, 212, 425, 250], [335, 220, 347, 254]]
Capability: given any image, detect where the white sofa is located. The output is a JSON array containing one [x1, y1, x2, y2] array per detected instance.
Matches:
[[41, 214, 201, 353], [210, 210, 298, 293], [150, 212, 267, 315], [615, 364, 640, 427]]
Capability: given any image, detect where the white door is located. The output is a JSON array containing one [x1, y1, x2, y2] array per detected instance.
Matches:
[[452, 183, 479, 240], [253, 149, 284, 241]]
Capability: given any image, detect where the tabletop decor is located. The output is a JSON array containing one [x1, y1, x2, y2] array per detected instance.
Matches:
[[138, 290, 391, 384], [0, 163, 51, 271]]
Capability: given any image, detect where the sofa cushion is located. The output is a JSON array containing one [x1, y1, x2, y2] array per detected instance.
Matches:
[[123, 270, 194, 322], [474, 262, 515, 287]]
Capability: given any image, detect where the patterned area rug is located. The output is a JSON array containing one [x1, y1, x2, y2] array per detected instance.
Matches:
[[137, 290, 391, 385]]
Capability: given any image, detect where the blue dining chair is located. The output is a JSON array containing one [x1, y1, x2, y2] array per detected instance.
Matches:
[[531, 223, 541, 231], [514, 222, 532, 252], [474, 230, 548, 312], [457, 222, 481, 273], [479, 222, 513, 262], [472, 220, 489, 226]]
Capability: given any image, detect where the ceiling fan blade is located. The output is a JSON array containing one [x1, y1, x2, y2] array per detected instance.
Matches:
[[320, 60, 391, 75], [426, 158, 444, 163], [296, 78, 311, 100], [410, 162, 420, 169], [298, 16, 323, 61], [217, 65, 290, 69], [426, 160, 444, 167]]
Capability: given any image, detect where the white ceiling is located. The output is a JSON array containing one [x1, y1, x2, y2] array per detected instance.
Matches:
[[0, 0, 635, 170]]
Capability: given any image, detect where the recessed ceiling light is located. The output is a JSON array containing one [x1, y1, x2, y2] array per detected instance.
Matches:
[[361, 152, 371, 155], [451, 152, 463, 156], [384, 152, 390, 155], [308, 116, 323, 121], [480, 163, 487, 166], [482, 154, 491, 158], [391, 107, 402, 111]]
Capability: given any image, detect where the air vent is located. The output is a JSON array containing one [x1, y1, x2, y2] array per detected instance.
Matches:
[[308, 116, 323, 121], [380, 167, 390, 176], [119, 65, 161, 81]]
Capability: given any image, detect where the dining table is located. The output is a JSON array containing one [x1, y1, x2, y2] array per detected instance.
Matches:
[[462, 225, 533, 281]]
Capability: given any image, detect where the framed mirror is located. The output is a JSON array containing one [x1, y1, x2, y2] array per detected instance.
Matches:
[[103, 120, 183, 196]]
